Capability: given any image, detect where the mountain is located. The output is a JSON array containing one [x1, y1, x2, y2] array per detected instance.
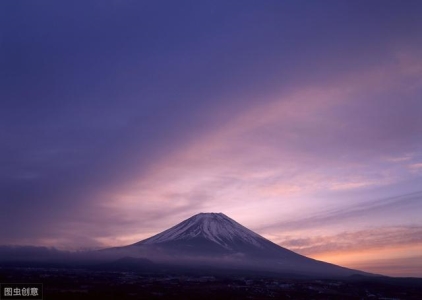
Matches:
[[133, 212, 289, 257], [106, 213, 371, 278]]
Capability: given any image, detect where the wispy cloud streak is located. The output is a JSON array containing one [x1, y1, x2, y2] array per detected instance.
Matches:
[[259, 191, 422, 233], [280, 226, 422, 255]]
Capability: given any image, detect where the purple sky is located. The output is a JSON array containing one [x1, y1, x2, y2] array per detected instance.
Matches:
[[1, 1, 422, 276]]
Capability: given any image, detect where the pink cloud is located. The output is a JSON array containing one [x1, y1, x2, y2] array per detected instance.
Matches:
[[88, 48, 422, 247]]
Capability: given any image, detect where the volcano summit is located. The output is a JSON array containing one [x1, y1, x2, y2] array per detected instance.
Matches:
[[107, 213, 370, 278]]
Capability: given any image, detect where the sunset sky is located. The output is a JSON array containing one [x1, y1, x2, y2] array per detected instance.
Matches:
[[1, 1, 421, 277]]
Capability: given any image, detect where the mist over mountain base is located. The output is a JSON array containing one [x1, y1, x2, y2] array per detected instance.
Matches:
[[1, 265, 421, 300]]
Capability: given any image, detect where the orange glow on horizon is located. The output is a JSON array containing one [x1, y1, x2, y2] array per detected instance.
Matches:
[[308, 243, 422, 277]]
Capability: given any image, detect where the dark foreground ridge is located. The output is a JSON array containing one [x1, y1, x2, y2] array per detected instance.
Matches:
[[1, 266, 421, 300]]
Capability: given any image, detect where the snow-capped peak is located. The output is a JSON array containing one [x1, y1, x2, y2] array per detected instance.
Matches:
[[139, 213, 268, 250]]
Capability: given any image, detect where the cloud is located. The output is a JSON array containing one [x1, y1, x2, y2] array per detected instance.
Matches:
[[273, 225, 422, 277], [1, 1, 422, 262], [347, 256, 422, 277], [278, 226, 422, 255], [408, 163, 422, 174], [74, 49, 422, 247], [259, 191, 422, 233]]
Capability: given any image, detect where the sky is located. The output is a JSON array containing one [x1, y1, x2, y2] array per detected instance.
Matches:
[[1, 1, 422, 277]]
